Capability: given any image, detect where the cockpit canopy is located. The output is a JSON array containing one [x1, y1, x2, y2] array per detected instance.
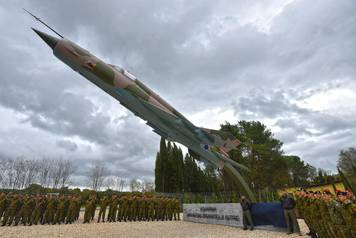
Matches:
[[110, 64, 137, 80]]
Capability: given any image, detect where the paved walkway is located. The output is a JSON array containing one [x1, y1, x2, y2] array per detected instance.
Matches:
[[0, 217, 309, 238]]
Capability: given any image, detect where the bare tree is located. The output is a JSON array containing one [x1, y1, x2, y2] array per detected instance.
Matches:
[[104, 176, 115, 190], [87, 161, 107, 191], [0, 156, 76, 190], [13, 158, 26, 189], [130, 178, 144, 192], [48, 159, 74, 189], [117, 177, 127, 192], [38, 158, 52, 187], [143, 180, 155, 192], [0, 158, 6, 187], [24, 160, 40, 187], [50, 159, 63, 189], [60, 160, 74, 188], [1, 158, 15, 188]]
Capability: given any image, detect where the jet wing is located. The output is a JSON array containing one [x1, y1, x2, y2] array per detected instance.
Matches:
[[138, 99, 202, 144]]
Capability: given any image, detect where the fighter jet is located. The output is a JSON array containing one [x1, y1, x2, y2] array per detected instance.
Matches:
[[27, 10, 256, 202]]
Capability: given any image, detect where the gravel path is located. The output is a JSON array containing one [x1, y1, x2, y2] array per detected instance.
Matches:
[[0, 213, 309, 238]]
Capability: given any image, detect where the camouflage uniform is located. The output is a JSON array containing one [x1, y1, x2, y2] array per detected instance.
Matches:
[[280, 193, 300, 235], [15, 196, 34, 226], [126, 197, 133, 221], [75, 197, 81, 221], [65, 197, 77, 224], [122, 196, 129, 222], [63, 197, 70, 222], [340, 200, 355, 238], [44, 196, 57, 224], [2, 195, 22, 226], [154, 198, 161, 221], [328, 199, 350, 238], [147, 198, 155, 221], [0, 193, 9, 221], [31, 196, 47, 225], [83, 198, 94, 223], [162, 199, 168, 221], [320, 198, 337, 238], [108, 196, 118, 222], [301, 196, 317, 236], [54, 196, 66, 224], [174, 199, 180, 220], [97, 196, 109, 222], [131, 197, 138, 221], [90, 196, 96, 221], [166, 199, 173, 221], [138, 197, 146, 221], [117, 197, 124, 222]]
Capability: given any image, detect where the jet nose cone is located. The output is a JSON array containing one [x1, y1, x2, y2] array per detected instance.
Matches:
[[32, 28, 59, 49]]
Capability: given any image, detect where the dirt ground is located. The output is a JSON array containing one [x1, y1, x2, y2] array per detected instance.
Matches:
[[0, 212, 309, 238]]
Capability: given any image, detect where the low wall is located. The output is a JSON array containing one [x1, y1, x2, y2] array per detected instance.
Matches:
[[183, 203, 287, 231], [183, 203, 243, 227]]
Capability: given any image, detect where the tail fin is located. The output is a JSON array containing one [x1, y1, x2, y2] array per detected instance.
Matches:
[[200, 128, 240, 153]]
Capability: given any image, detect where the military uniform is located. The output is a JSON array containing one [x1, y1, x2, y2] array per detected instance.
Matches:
[[147, 198, 155, 221], [90, 196, 96, 221], [154, 198, 161, 221], [75, 197, 82, 221], [162, 199, 168, 221], [108, 196, 118, 222], [320, 198, 337, 238], [166, 199, 173, 221], [131, 197, 138, 221], [126, 197, 133, 221], [339, 199, 355, 238], [117, 197, 124, 222], [2, 195, 21, 226], [97, 196, 109, 222], [280, 193, 300, 235], [44, 197, 57, 224], [31, 196, 46, 225], [0, 194, 9, 221], [174, 199, 180, 220], [15, 196, 34, 226], [65, 197, 77, 224], [138, 197, 146, 221], [122, 196, 129, 222], [83, 198, 94, 223], [54, 197, 66, 224]]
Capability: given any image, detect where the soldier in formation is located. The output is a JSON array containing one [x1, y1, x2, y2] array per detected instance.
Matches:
[[280, 191, 301, 235], [95, 195, 180, 223], [0, 193, 81, 226], [0, 192, 180, 226], [296, 189, 355, 238]]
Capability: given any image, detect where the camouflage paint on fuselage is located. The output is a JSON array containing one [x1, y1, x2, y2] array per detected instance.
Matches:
[[32, 29, 256, 202]]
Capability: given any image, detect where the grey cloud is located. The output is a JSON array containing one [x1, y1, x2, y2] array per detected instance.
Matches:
[[233, 87, 356, 171], [56, 139, 78, 152], [0, 0, 355, 185], [234, 89, 310, 118]]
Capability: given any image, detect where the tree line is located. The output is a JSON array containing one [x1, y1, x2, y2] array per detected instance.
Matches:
[[0, 158, 74, 190], [155, 138, 221, 193], [155, 120, 345, 195], [0, 158, 154, 193]]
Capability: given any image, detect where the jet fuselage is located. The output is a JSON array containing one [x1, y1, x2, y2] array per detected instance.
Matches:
[[32, 28, 256, 201]]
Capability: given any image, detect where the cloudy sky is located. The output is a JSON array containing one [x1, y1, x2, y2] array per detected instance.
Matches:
[[0, 0, 355, 186]]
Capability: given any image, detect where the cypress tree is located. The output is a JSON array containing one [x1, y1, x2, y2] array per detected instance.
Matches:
[[154, 152, 161, 192], [159, 138, 168, 192]]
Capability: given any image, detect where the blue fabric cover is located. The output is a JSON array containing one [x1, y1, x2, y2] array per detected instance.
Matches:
[[250, 202, 287, 228]]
